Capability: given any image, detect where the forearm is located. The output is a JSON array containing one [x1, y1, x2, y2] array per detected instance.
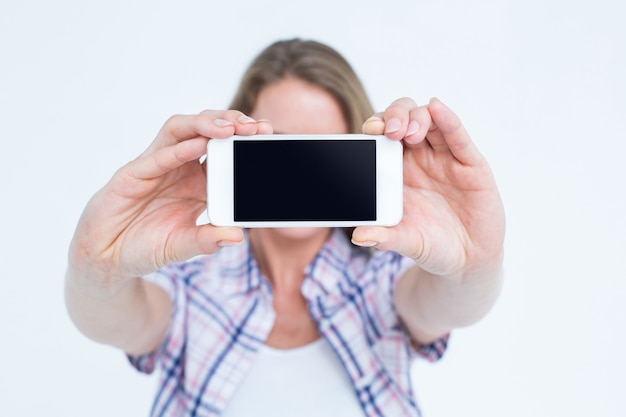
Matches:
[[64, 262, 171, 355], [395, 257, 504, 345]]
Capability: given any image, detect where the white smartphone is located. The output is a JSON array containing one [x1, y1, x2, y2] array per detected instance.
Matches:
[[206, 134, 403, 228]]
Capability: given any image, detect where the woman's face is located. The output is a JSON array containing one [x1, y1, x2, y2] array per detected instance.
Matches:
[[251, 76, 348, 134], [250, 76, 349, 240]]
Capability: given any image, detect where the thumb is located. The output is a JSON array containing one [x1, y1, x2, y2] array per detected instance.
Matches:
[[351, 226, 423, 260], [362, 114, 385, 135], [165, 225, 244, 264]]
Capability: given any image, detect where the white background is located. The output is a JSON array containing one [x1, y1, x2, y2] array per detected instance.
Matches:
[[1, 0, 624, 416]]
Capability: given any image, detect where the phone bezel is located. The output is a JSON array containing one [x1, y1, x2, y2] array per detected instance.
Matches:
[[206, 134, 403, 227]]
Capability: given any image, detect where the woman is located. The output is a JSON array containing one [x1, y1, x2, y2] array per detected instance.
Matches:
[[65, 39, 505, 417]]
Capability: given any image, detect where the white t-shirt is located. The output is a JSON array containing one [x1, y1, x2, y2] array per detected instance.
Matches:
[[221, 338, 364, 417]]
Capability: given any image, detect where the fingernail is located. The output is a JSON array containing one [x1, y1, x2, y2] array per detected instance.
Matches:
[[237, 115, 256, 124], [385, 118, 402, 134], [217, 240, 243, 248], [214, 118, 234, 127], [429, 97, 443, 107], [351, 240, 378, 247], [362, 116, 385, 132], [406, 120, 420, 136]]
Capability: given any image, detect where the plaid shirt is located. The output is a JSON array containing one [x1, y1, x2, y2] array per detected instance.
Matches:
[[130, 228, 448, 417]]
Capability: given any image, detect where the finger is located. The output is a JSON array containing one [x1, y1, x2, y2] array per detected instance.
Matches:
[[255, 119, 274, 135], [203, 110, 270, 137], [167, 224, 244, 262], [129, 137, 208, 180], [426, 98, 483, 166], [403, 105, 432, 147], [362, 112, 385, 135], [382, 97, 419, 141], [154, 112, 235, 148], [363, 103, 432, 149], [151, 110, 273, 153]]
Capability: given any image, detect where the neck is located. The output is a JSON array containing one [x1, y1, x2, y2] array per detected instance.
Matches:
[[249, 228, 331, 291]]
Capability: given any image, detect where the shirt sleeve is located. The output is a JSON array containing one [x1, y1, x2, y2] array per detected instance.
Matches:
[[410, 333, 450, 362], [388, 252, 450, 362], [126, 262, 188, 375]]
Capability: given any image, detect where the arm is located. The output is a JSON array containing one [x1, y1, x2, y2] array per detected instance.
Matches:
[[393, 260, 503, 345], [354, 98, 505, 345], [65, 273, 172, 355], [65, 111, 272, 355]]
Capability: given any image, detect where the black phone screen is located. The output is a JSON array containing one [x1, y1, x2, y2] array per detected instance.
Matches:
[[233, 139, 376, 221]]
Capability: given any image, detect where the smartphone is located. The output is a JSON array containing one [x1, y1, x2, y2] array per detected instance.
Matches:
[[206, 134, 403, 227]]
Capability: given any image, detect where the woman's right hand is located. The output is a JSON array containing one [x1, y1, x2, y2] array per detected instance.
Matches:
[[68, 110, 272, 284]]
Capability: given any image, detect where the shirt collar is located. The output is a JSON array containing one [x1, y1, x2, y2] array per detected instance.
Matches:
[[202, 231, 265, 297], [211, 228, 366, 299], [302, 228, 354, 297]]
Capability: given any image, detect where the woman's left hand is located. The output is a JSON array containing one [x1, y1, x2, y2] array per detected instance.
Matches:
[[353, 97, 505, 279]]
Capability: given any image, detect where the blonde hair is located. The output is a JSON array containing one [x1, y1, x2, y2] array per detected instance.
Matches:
[[230, 38, 374, 133]]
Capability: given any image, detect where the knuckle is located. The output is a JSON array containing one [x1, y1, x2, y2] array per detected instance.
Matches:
[[163, 114, 184, 129]]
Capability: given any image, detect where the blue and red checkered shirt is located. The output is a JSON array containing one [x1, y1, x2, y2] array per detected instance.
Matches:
[[129, 228, 448, 417]]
